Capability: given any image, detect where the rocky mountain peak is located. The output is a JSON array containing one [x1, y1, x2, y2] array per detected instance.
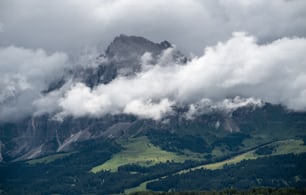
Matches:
[[61, 35, 182, 88], [106, 34, 172, 59]]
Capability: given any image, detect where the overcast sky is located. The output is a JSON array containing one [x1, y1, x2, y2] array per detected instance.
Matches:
[[1, 0, 306, 121], [1, 0, 306, 55]]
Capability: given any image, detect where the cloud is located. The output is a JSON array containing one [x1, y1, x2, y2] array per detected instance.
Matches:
[[57, 83, 114, 118], [0, 22, 3, 32], [0, 0, 305, 56], [55, 33, 306, 120], [185, 97, 264, 120], [1, 0, 306, 121], [123, 99, 174, 120], [0, 46, 69, 122]]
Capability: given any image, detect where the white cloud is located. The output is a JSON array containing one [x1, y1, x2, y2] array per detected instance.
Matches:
[[56, 33, 306, 120], [123, 99, 174, 120], [0, 46, 69, 121], [185, 97, 264, 119], [33, 80, 73, 116], [57, 83, 115, 118]]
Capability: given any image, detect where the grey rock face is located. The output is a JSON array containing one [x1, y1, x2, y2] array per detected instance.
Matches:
[[77, 35, 179, 88], [106, 34, 171, 58]]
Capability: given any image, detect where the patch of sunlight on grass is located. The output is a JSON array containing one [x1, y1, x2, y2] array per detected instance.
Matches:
[[121, 139, 306, 194], [124, 180, 149, 194], [90, 136, 194, 173], [178, 139, 306, 173], [273, 139, 306, 155], [124, 176, 168, 194]]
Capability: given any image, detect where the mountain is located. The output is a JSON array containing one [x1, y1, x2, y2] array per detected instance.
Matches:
[[0, 35, 306, 194], [0, 35, 187, 161], [79, 34, 186, 87]]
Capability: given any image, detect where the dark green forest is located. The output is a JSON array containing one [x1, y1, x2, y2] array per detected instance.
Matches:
[[1, 104, 306, 194], [130, 188, 306, 195], [1, 152, 305, 194], [147, 153, 306, 191]]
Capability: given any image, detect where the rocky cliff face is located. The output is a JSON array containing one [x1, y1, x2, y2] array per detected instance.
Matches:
[[79, 34, 182, 87], [106, 34, 172, 59]]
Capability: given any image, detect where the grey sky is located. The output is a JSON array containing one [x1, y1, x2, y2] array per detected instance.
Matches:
[[1, 0, 306, 56]]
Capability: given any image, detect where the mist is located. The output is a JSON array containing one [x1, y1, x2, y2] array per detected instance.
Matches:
[[0, 46, 69, 121]]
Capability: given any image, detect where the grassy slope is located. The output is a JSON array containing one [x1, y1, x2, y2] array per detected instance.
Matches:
[[91, 136, 197, 173], [124, 180, 151, 194], [124, 139, 306, 194], [179, 139, 306, 172]]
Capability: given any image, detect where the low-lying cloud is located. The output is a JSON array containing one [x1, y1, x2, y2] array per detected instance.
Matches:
[[0, 46, 69, 121], [1, 33, 306, 122], [54, 33, 306, 120]]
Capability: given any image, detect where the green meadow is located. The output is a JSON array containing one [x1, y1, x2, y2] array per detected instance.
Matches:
[[91, 136, 196, 173]]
